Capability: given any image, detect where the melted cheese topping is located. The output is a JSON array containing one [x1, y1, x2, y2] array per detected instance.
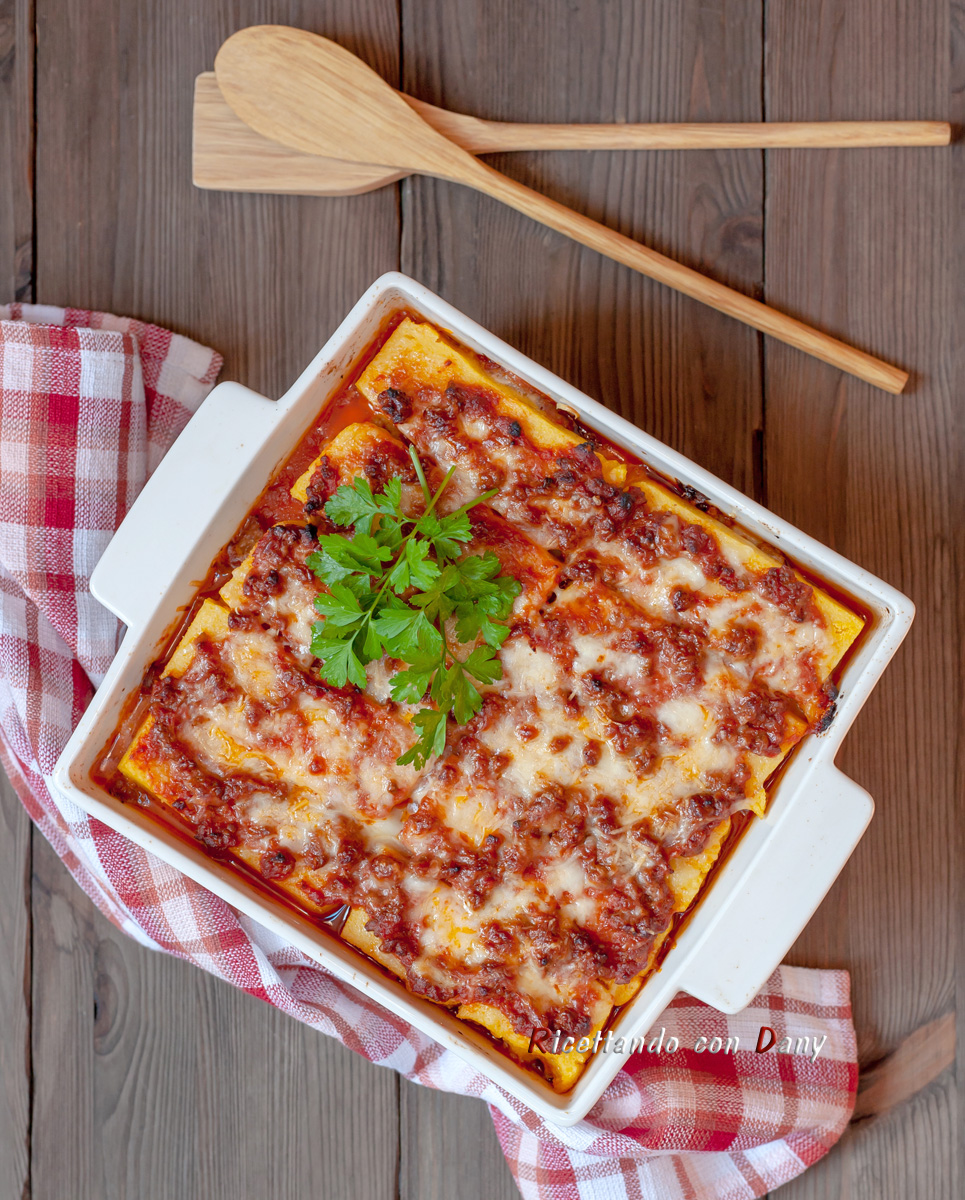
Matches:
[[115, 321, 866, 1093]]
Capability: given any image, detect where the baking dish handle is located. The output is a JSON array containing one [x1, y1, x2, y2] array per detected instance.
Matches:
[[90, 382, 279, 630], [677, 764, 874, 1013]]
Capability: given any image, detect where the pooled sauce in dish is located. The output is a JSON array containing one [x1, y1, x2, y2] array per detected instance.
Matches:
[[93, 313, 867, 1092]]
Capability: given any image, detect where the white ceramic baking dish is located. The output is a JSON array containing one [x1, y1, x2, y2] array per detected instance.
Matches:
[[54, 273, 914, 1125]]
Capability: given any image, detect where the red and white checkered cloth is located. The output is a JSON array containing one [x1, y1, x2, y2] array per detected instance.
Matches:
[[0, 305, 858, 1200]]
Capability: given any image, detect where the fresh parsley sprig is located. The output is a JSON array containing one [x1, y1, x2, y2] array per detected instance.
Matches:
[[306, 447, 521, 769]]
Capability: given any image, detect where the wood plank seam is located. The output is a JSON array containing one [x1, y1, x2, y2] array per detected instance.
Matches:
[[763, 3, 959, 1197], [758, 0, 769, 513], [27, 0, 37, 1181], [25, 0, 36, 303], [0, 776, 33, 1200], [1, 2, 38, 1198]]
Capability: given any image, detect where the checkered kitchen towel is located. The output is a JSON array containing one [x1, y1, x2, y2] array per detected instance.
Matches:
[[0, 305, 858, 1200]]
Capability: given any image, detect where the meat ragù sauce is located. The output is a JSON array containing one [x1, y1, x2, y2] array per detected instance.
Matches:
[[94, 314, 867, 1091]]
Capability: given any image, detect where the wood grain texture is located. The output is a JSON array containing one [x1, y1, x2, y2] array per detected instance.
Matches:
[[0, 3, 33, 1196], [0, 774, 30, 1200], [405, 107, 951, 152], [191, 68, 949, 202], [399, 1078, 520, 1200], [214, 23, 906, 391], [192, 73, 408, 196], [29, 1, 404, 1198], [0, 0, 33, 302], [764, 1, 961, 1197], [401, 0, 767, 497], [34, 0, 401, 397], [397, 4, 764, 1185], [30, 833, 400, 1200], [854, 1011, 956, 1119], [463, 157, 907, 391]]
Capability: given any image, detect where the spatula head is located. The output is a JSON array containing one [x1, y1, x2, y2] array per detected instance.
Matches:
[[215, 26, 470, 180], [193, 73, 407, 196]]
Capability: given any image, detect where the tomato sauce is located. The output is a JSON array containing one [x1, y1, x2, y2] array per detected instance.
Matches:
[[91, 308, 869, 1091]]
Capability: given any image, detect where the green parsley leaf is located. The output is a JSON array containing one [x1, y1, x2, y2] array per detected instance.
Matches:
[[305, 449, 520, 768], [397, 708, 449, 769], [388, 662, 436, 705], [361, 621, 385, 663], [386, 537, 441, 595], [371, 605, 443, 659], [307, 533, 391, 585], [324, 478, 382, 533], [310, 632, 368, 689], [462, 643, 504, 686], [447, 663, 482, 725], [381, 475, 403, 513], [409, 563, 460, 624], [452, 552, 502, 586], [312, 584, 366, 628], [415, 509, 473, 562]]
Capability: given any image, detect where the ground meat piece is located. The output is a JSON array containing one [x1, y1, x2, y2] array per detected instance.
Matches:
[[678, 484, 712, 512], [260, 847, 295, 880], [654, 625, 703, 693], [583, 474, 637, 528], [717, 686, 792, 756], [196, 819, 239, 853], [667, 793, 732, 858], [757, 564, 816, 623], [378, 386, 412, 423], [149, 638, 234, 723], [722, 623, 760, 659], [304, 455, 341, 513]]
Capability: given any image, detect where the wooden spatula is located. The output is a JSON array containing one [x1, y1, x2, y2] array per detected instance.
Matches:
[[213, 26, 908, 392], [193, 73, 950, 199]]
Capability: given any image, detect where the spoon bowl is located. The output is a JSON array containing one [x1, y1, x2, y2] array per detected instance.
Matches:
[[215, 26, 481, 183]]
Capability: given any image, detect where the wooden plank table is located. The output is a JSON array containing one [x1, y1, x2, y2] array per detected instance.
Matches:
[[0, 1, 960, 1196]]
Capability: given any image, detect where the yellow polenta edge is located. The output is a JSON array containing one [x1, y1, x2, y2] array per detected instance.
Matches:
[[457, 820, 734, 1091], [120, 321, 866, 1093], [119, 598, 231, 792], [356, 318, 627, 486], [118, 598, 361, 926], [291, 421, 409, 504], [636, 478, 865, 675]]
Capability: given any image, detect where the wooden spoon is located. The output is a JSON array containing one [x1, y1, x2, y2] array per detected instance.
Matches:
[[193, 73, 406, 196], [214, 26, 908, 393], [193, 74, 950, 199]]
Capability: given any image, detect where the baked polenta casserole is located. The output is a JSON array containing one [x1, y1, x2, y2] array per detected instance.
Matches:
[[98, 317, 865, 1091]]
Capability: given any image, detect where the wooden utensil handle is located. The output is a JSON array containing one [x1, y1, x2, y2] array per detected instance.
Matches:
[[460, 158, 907, 392], [407, 101, 951, 153]]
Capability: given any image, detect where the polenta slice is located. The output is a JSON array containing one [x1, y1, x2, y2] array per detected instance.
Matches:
[[357, 318, 600, 463], [291, 420, 415, 506], [100, 313, 871, 1098], [632, 477, 864, 683], [357, 319, 627, 556]]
